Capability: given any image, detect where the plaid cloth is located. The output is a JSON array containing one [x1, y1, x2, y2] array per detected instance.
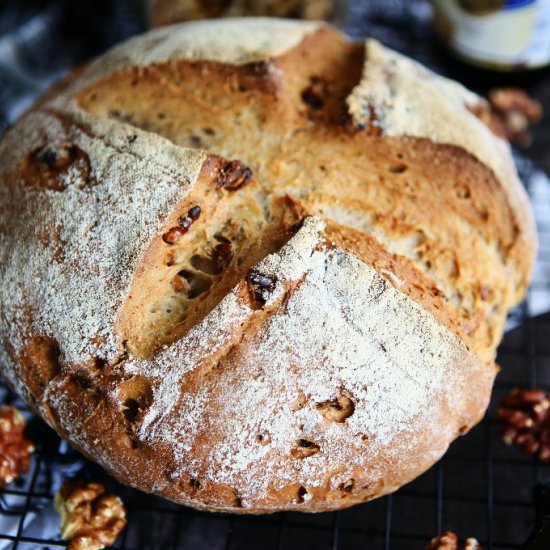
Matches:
[[0, 0, 141, 134]]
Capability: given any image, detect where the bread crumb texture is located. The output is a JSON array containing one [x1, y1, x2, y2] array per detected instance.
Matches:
[[0, 19, 535, 512]]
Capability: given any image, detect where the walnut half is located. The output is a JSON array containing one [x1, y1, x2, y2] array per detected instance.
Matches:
[[487, 87, 542, 147], [497, 388, 550, 461], [54, 481, 127, 550], [0, 406, 34, 487], [426, 531, 482, 550]]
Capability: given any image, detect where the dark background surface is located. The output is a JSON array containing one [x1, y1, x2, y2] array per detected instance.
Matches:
[[1, 1, 550, 549]]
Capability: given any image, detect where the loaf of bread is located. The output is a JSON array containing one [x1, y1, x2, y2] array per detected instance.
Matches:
[[0, 19, 536, 513]]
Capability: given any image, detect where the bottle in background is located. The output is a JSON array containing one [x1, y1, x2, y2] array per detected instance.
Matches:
[[432, 0, 550, 70]]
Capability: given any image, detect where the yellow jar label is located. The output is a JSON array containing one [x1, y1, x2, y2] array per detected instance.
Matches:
[[433, 0, 550, 68]]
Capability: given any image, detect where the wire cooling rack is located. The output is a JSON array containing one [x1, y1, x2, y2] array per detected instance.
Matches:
[[2, 1, 550, 549]]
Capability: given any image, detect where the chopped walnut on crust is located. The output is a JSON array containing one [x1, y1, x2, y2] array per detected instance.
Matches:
[[54, 481, 127, 550], [0, 406, 34, 487], [487, 87, 542, 148], [498, 388, 550, 461], [427, 531, 482, 549]]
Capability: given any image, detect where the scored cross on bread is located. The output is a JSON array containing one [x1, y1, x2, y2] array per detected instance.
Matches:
[[0, 19, 536, 512]]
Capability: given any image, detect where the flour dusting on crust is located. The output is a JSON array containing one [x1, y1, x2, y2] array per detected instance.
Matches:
[[0, 108, 206, 387], [73, 18, 322, 93], [124, 218, 490, 507]]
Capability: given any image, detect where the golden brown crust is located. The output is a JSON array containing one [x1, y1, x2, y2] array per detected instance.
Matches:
[[0, 19, 535, 513]]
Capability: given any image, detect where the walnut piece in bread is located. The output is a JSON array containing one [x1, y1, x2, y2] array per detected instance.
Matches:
[[0, 19, 536, 513]]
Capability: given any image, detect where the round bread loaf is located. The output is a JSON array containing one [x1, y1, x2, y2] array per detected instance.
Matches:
[[0, 19, 536, 513]]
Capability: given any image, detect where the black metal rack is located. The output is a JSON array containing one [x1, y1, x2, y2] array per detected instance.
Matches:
[[1, 1, 550, 549]]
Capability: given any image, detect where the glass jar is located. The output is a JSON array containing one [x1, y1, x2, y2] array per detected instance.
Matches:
[[432, 0, 550, 70]]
